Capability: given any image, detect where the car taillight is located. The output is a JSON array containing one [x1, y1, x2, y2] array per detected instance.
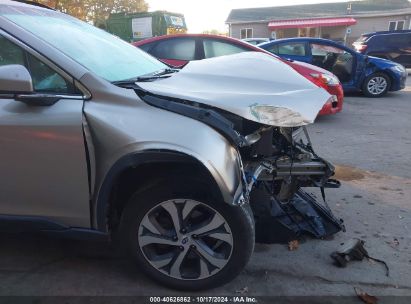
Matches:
[[310, 73, 340, 86], [355, 44, 368, 52]]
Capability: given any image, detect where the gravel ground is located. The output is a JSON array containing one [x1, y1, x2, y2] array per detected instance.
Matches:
[[1, 76, 410, 301]]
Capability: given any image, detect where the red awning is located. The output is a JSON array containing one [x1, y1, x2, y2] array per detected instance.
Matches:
[[268, 17, 357, 29]]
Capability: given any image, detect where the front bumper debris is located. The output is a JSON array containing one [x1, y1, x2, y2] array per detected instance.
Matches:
[[251, 187, 344, 244]]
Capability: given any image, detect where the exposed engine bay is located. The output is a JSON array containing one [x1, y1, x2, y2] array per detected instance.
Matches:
[[234, 118, 344, 243], [135, 89, 345, 244]]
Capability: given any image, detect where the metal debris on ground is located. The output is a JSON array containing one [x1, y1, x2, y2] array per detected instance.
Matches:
[[389, 238, 400, 249], [236, 286, 249, 294], [331, 239, 390, 277]]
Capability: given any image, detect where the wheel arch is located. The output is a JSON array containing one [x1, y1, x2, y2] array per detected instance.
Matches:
[[93, 150, 230, 233], [380, 69, 395, 91], [362, 70, 393, 93]]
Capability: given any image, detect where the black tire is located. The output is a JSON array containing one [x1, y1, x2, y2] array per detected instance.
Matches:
[[362, 72, 391, 97], [118, 178, 255, 291]]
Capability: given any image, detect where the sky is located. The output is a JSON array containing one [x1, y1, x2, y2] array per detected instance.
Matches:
[[147, 0, 349, 33]]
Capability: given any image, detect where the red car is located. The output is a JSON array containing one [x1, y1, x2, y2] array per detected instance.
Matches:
[[134, 34, 343, 115]]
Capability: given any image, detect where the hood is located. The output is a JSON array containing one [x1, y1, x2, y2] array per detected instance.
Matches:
[[138, 52, 332, 127], [367, 55, 396, 66]]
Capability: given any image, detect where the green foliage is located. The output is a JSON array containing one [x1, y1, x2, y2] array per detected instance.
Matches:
[[32, 0, 148, 24]]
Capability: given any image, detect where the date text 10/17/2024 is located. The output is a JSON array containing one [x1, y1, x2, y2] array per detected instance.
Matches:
[[149, 297, 258, 303]]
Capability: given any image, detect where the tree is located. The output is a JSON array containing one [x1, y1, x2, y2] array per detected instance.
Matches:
[[86, 0, 149, 26], [33, 0, 148, 24], [33, 0, 87, 20], [202, 29, 228, 36]]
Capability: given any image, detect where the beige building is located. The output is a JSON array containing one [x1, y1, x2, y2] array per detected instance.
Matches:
[[226, 0, 411, 46]]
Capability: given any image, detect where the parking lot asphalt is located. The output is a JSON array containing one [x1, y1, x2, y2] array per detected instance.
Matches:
[[1, 76, 410, 299]]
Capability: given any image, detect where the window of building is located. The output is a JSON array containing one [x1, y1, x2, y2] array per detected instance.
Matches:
[[388, 20, 405, 31], [240, 28, 253, 39]]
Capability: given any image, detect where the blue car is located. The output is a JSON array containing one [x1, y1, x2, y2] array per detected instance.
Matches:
[[259, 38, 407, 97]]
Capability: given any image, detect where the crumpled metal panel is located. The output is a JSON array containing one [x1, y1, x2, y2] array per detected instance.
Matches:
[[138, 52, 332, 127]]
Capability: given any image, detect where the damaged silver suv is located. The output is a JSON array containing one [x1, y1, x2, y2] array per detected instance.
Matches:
[[0, 1, 343, 290]]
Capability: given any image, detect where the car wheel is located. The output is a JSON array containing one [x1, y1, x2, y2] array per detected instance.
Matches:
[[362, 73, 391, 97], [119, 178, 255, 290]]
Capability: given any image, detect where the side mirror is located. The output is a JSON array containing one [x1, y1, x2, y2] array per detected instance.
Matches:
[[0, 64, 34, 93], [0, 64, 60, 106]]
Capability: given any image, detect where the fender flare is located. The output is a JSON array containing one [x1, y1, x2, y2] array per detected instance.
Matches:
[[93, 150, 230, 232]]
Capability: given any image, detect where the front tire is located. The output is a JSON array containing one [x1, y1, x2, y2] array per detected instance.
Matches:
[[119, 179, 254, 290], [362, 73, 390, 97]]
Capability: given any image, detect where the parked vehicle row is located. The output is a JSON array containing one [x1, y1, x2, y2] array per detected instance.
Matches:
[[1, 0, 343, 291]]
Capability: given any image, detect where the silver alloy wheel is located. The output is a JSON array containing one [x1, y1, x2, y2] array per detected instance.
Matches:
[[138, 199, 233, 280], [367, 76, 387, 95]]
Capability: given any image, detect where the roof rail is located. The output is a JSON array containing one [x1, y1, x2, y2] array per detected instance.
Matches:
[[363, 29, 411, 36], [11, 0, 54, 10]]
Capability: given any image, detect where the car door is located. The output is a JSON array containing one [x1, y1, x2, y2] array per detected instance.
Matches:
[[149, 37, 198, 68], [309, 42, 356, 87], [265, 41, 309, 62], [0, 32, 90, 227], [391, 33, 411, 68]]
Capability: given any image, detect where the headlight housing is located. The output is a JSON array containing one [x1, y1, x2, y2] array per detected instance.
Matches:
[[310, 72, 340, 86], [249, 104, 310, 127], [392, 64, 406, 74]]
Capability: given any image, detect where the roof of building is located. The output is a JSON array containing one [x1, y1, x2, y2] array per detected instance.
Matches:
[[226, 0, 411, 23]]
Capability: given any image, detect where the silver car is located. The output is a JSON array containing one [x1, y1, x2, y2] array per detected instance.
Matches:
[[0, 0, 342, 290]]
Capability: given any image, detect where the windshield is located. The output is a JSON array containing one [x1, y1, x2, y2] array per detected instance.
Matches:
[[0, 4, 167, 82]]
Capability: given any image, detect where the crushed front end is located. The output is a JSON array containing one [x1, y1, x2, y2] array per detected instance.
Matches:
[[134, 52, 346, 243], [231, 117, 345, 243]]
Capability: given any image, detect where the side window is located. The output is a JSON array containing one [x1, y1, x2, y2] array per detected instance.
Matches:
[[387, 34, 409, 47], [277, 43, 306, 56], [151, 38, 196, 60], [0, 36, 25, 66], [138, 42, 155, 53], [0, 35, 75, 94], [385, 35, 397, 45], [203, 40, 248, 58], [265, 44, 279, 55], [310, 43, 344, 56]]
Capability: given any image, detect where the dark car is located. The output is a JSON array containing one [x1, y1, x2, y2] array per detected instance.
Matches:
[[259, 37, 408, 97], [353, 30, 411, 68]]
